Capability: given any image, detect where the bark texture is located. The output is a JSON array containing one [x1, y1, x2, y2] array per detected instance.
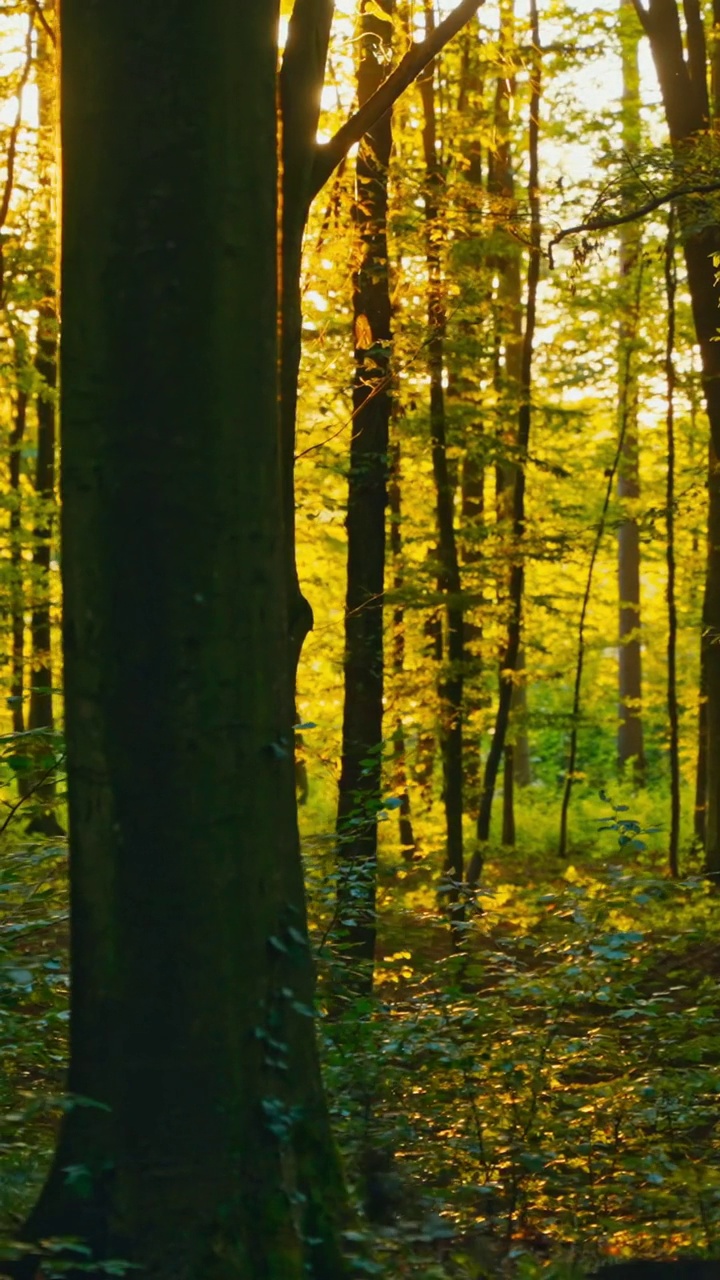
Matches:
[[20, 4, 346, 1277], [474, 0, 540, 856], [617, 0, 645, 783], [633, 0, 720, 871], [335, 0, 394, 974], [389, 438, 417, 855], [420, 18, 466, 911]]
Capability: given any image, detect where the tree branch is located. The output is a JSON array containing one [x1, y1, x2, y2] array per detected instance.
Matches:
[[630, 0, 652, 34], [0, 13, 35, 308], [547, 176, 720, 263], [28, 0, 56, 47], [310, 0, 485, 199]]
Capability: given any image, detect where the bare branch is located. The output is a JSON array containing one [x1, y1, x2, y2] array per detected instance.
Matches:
[[547, 176, 720, 264], [28, 0, 56, 46], [0, 12, 35, 307], [310, 0, 485, 199]]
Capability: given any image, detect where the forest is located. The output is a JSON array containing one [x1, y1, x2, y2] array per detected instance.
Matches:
[[1, 0, 720, 1276]]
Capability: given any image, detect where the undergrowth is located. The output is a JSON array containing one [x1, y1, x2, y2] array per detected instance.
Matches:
[[1, 784, 719, 1278]]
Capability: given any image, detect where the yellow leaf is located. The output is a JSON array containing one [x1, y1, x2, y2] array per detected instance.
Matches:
[[355, 314, 373, 349]]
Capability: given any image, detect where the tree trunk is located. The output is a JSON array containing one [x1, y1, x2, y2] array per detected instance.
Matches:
[[279, 0, 335, 679], [9, 362, 26, 743], [705, 445, 720, 876], [461, 449, 485, 816], [697, 442, 720, 848], [633, 0, 720, 875], [474, 0, 541, 858], [23, 8, 63, 832], [389, 438, 417, 856], [419, 15, 465, 920], [502, 744, 516, 845], [19, 5, 346, 1277], [617, 0, 645, 785], [665, 210, 680, 877], [413, 602, 442, 804], [335, 0, 394, 977], [696, 634, 708, 846]]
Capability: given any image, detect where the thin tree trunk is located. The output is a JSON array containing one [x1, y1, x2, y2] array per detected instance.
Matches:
[[461, 450, 484, 816], [665, 209, 680, 877], [389, 438, 417, 856], [473, 0, 541, 862], [617, 0, 645, 784], [704, 445, 720, 876], [472, 0, 521, 856], [335, 0, 394, 977], [696, 637, 708, 846], [502, 744, 516, 845], [452, 33, 487, 818], [512, 653, 531, 787], [19, 6, 347, 1277], [23, 8, 62, 833], [413, 603, 442, 805], [9, 361, 26, 743], [294, 698, 309, 806], [279, 0, 335, 681], [697, 440, 720, 848], [419, 12, 465, 921]]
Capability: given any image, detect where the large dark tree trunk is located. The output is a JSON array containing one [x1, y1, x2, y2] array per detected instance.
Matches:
[[419, 18, 466, 919], [617, 0, 645, 784], [18, 4, 346, 1278], [335, 0, 394, 978]]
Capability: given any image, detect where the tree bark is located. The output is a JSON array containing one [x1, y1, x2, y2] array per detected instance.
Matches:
[[617, 0, 646, 784], [474, 0, 540, 858], [25, 9, 63, 834], [705, 445, 720, 876], [279, 0, 335, 677], [632, 0, 720, 874], [335, 0, 394, 978], [8, 363, 26, 742], [19, 5, 346, 1277], [419, 13, 466, 920], [665, 210, 680, 877], [697, 441, 720, 848], [389, 438, 417, 856]]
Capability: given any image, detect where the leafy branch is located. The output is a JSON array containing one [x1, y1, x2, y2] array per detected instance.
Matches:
[[548, 177, 720, 264]]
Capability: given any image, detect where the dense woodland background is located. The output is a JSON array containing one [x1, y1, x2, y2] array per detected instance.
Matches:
[[2, 0, 720, 1274]]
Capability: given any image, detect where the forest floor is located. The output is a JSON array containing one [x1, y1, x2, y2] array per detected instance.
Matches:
[[1, 801, 720, 1278], [314, 807, 720, 1277]]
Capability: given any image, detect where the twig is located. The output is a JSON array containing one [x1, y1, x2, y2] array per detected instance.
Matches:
[[0, 753, 65, 839], [28, 0, 55, 46], [0, 11, 35, 306]]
